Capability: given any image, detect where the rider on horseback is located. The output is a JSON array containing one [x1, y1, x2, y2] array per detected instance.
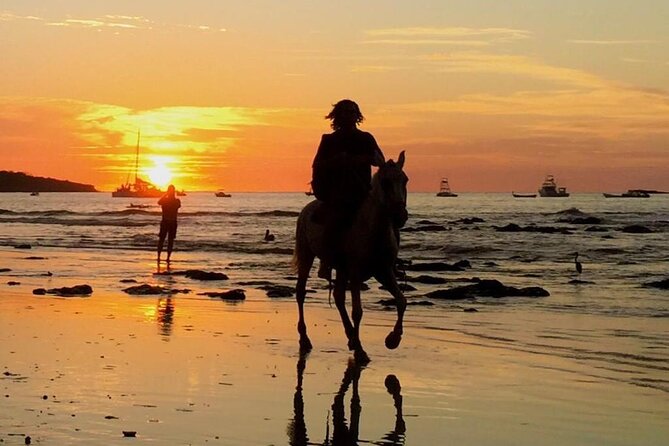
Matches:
[[311, 99, 385, 279]]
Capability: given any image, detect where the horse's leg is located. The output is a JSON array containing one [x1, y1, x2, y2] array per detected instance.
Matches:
[[296, 254, 315, 352], [333, 274, 356, 351], [349, 282, 369, 363], [376, 271, 406, 350]]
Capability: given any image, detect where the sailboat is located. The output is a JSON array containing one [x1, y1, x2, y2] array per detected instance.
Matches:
[[112, 132, 164, 198], [436, 178, 458, 197]]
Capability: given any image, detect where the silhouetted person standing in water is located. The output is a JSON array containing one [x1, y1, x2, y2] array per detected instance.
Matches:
[[157, 184, 181, 266], [311, 99, 385, 278]]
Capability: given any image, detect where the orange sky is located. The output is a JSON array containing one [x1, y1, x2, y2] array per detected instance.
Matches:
[[1, 1, 668, 192]]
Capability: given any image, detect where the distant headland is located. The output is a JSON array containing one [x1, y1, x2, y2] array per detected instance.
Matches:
[[0, 171, 97, 192]]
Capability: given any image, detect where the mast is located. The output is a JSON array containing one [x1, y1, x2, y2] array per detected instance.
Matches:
[[134, 130, 140, 184]]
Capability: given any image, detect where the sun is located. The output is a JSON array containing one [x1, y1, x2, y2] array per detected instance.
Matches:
[[148, 163, 173, 189]]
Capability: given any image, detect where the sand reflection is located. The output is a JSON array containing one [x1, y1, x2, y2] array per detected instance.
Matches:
[[289, 353, 406, 446], [156, 298, 175, 339]]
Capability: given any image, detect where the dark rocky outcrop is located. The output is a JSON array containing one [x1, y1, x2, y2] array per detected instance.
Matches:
[[259, 284, 295, 297], [155, 269, 229, 280], [119, 279, 138, 283], [644, 278, 669, 289], [585, 226, 608, 232], [426, 279, 549, 300], [401, 224, 447, 232], [122, 284, 190, 295], [199, 289, 246, 300], [0, 268, 11, 273], [379, 283, 417, 292], [14, 244, 32, 249], [621, 225, 653, 234], [25, 256, 46, 260], [33, 284, 93, 297], [0, 171, 97, 192], [7, 281, 20, 286], [568, 279, 595, 285], [495, 223, 571, 234], [555, 207, 587, 216]]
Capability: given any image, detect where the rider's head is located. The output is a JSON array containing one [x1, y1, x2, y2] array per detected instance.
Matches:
[[326, 99, 364, 130], [167, 184, 176, 195]]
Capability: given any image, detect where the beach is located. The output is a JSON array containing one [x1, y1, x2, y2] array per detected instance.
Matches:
[[1, 192, 668, 445]]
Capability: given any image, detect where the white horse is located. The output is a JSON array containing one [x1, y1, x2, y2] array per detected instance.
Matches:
[[293, 151, 408, 362]]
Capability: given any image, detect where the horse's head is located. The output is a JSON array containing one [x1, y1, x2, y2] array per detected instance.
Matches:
[[372, 151, 409, 228]]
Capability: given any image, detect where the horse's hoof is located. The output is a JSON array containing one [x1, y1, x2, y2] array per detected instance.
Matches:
[[299, 338, 313, 353], [385, 331, 402, 350], [354, 349, 370, 365]]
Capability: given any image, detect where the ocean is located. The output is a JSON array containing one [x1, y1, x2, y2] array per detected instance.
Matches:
[[1, 191, 668, 444]]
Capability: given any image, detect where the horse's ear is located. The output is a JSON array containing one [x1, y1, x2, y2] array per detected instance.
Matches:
[[397, 150, 406, 169]]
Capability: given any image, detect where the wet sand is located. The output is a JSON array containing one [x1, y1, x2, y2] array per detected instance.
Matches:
[[1, 250, 668, 445]]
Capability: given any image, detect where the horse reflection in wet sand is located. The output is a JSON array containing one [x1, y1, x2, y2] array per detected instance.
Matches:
[[293, 152, 409, 362], [288, 353, 406, 446]]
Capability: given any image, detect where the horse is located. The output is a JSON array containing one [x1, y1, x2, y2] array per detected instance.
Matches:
[[293, 151, 409, 362]]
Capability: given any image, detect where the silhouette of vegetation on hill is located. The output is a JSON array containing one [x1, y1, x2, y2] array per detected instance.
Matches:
[[0, 171, 97, 192]]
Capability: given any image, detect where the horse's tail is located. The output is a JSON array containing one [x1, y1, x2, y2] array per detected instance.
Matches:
[[291, 208, 307, 274]]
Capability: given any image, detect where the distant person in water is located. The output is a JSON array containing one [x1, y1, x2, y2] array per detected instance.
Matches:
[[264, 229, 275, 242], [157, 184, 181, 266], [311, 99, 385, 277]]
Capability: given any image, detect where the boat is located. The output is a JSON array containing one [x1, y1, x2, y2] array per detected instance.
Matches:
[[112, 132, 164, 198], [538, 175, 569, 197], [603, 190, 650, 198], [512, 192, 536, 198], [436, 178, 458, 197], [177, 190, 187, 197], [215, 191, 231, 197], [30, 191, 39, 196]]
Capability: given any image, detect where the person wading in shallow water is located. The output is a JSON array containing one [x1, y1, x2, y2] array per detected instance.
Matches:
[[157, 184, 181, 267], [311, 99, 385, 279]]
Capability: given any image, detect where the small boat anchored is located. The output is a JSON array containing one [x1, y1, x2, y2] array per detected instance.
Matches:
[[436, 178, 458, 197], [112, 131, 163, 198], [512, 192, 536, 198], [603, 190, 650, 198], [538, 175, 569, 197]]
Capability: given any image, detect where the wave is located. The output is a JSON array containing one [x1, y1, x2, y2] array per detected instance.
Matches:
[[0, 208, 300, 218]]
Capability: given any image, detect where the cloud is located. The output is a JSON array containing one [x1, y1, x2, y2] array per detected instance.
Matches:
[[420, 52, 607, 88], [568, 39, 656, 45], [364, 27, 531, 46], [1, 10, 225, 33]]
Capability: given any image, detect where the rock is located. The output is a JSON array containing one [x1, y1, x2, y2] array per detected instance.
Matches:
[[644, 278, 669, 289], [122, 284, 190, 295], [379, 283, 417, 292], [0, 268, 11, 273], [199, 289, 246, 300], [14, 244, 31, 249], [24, 256, 46, 260], [33, 284, 93, 297], [259, 285, 295, 298], [621, 225, 653, 233], [7, 281, 20, 286], [122, 431, 137, 437], [453, 260, 471, 269], [463, 307, 478, 312], [568, 279, 595, 284], [426, 279, 549, 300], [401, 224, 447, 232], [184, 270, 229, 281], [483, 261, 498, 267], [119, 279, 138, 283], [416, 219, 439, 225], [495, 223, 571, 234]]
